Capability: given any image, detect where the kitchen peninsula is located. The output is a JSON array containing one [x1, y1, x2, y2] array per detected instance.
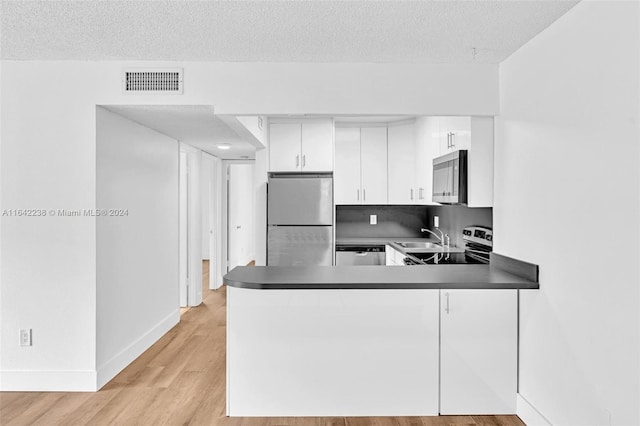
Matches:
[[223, 257, 538, 417]]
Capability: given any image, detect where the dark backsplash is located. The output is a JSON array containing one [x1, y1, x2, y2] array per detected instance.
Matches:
[[336, 204, 492, 248], [336, 205, 428, 238]]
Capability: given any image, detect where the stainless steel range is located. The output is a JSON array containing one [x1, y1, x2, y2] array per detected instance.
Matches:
[[462, 226, 493, 264]]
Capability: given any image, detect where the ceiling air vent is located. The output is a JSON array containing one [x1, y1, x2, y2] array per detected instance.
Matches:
[[122, 68, 183, 94]]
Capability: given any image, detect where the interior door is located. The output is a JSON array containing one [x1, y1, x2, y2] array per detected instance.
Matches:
[[334, 128, 361, 204], [228, 164, 255, 270], [360, 127, 388, 204]]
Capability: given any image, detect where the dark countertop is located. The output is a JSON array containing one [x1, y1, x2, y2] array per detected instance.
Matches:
[[223, 265, 539, 290], [336, 236, 433, 245]]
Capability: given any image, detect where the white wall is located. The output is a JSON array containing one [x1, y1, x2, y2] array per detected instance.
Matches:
[[96, 107, 179, 389], [1, 65, 99, 391], [0, 60, 497, 390], [495, 2, 639, 425]]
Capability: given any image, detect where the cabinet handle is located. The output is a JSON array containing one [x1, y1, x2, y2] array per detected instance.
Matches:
[[445, 292, 450, 314], [451, 132, 455, 148], [357, 189, 360, 201], [363, 188, 366, 201], [296, 155, 300, 168], [446, 133, 450, 149], [302, 155, 306, 168], [419, 187, 424, 200], [410, 188, 414, 200]]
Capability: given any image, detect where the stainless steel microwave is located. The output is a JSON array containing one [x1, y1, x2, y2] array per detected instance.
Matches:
[[432, 150, 468, 204]]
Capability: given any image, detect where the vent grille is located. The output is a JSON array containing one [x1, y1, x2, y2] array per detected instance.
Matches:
[[123, 68, 183, 94]]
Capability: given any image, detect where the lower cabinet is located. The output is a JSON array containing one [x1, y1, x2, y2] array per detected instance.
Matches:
[[440, 289, 517, 414]]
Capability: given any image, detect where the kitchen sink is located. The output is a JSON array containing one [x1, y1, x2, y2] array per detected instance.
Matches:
[[395, 241, 442, 249]]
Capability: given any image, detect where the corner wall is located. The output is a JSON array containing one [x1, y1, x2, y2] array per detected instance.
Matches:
[[96, 107, 180, 388], [495, 2, 639, 424]]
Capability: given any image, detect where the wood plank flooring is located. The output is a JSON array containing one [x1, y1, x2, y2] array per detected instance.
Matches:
[[0, 263, 526, 426]]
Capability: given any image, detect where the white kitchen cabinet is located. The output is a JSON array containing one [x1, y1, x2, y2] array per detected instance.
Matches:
[[335, 126, 387, 205], [360, 127, 388, 204], [414, 117, 440, 205], [466, 117, 494, 207], [438, 116, 471, 156], [301, 121, 334, 172], [269, 120, 333, 172], [269, 123, 301, 172], [387, 122, 417, 204], [334, 128, 362, 204], [440, 289, 517, 415]]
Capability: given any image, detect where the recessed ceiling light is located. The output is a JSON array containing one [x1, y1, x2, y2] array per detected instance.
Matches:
[[217, 143, 231, 150]]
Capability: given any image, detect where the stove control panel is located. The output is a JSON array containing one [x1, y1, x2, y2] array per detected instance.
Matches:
[[462, 226, 493, 248]]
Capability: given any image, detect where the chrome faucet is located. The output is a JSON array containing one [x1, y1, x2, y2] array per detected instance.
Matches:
[[420, 227, 448, 247]]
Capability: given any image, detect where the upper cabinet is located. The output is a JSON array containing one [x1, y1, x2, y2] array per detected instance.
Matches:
[[335, 126, 388, 204], [437, 117, 471, 156], [269, 119, 333, 172], [387, 121, 417, 204], [360, 128, 388, 204], [290, 116, 493, 207]]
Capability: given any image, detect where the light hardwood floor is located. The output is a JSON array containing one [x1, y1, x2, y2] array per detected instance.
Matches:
[[0, 263, 526, 426]]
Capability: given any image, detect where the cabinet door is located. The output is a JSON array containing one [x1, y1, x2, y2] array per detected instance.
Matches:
[[387, 123, 416, 204], [414, 117, 440, 204], [270, 123, 301, 172], [301, 120, 334, 172], [440, 290, 517, 415], [334, 128, 361, 204], [439, 117, 471, 154], [447, 116, 471, 152], [360, 127, 388, 204]]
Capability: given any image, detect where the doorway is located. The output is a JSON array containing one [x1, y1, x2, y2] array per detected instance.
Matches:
[[201, 152, 222, 294], [225, 162, 256, 272]]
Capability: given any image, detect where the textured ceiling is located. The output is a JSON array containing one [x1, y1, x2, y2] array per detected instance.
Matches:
[[2, 0, 579, 63], [104, 106, 257, 159]]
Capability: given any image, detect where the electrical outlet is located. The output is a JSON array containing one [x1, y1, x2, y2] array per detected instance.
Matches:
[[434, 215, 440, 228], [19, 329, 32, 347], [370, 215, 377, 225]]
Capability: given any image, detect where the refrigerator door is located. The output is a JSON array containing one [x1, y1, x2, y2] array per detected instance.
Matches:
[[267, 226, 333, 266], [268, 175, 333, 225]]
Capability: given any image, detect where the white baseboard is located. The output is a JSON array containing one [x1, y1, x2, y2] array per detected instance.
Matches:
[[96, 309, 179, 389], [517, 393, 552, 425], [0, 369, 97, 392]]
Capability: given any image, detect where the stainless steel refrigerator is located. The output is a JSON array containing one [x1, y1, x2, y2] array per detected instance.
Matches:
[[267, 173, 333, 266]]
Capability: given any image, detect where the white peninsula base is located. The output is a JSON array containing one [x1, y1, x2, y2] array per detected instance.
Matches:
[[227, 287, 440, 417]]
